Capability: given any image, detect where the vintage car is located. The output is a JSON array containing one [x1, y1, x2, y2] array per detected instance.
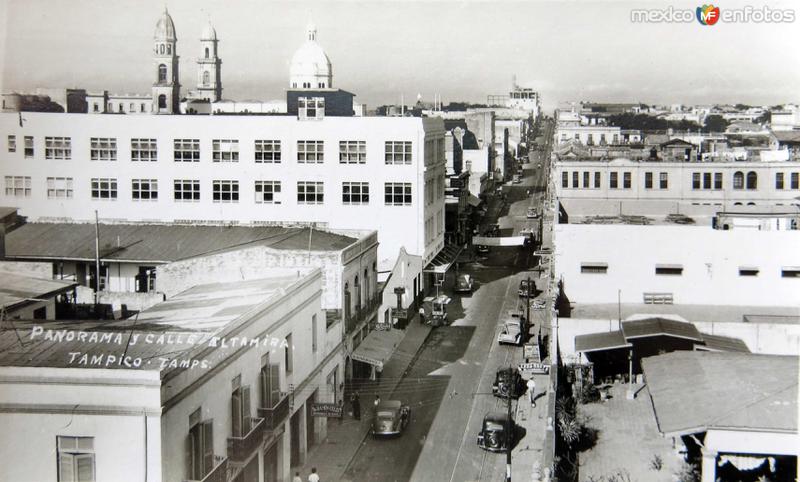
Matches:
[[476, 244, 490, 255], [518, 279, 536, 298], [454, 274, 474, 293], [497, 319, 523, 346], [492, 367, 525, 399], [371, 400, 410, 436], [477, 411, 515, 453], [526, 207, 539, 219]]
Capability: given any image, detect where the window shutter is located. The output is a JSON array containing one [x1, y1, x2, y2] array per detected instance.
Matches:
[[76, 454, 95, 482], [232, 389, 242, 437], [186, 433, 195, 479], [242, 386, 252, 433], [202, 421, 214, 475], [269, 364, 281, 407], [260, 367, 269, 408], [59, 453, 76, 482]]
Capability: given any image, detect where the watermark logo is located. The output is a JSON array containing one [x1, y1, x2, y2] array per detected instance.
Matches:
[[696, 4, 721, 25]]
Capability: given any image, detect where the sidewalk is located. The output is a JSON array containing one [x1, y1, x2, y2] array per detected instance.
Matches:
[[293, 318, 433, 482]]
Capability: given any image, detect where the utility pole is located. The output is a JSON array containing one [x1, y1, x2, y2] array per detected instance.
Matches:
[[506, 364, 513, 482], [94, 210, 101, 305], [524, 276, 532, 343]]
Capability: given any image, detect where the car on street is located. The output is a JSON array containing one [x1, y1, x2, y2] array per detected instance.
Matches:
[[518, 279, 536, 298], [531, 299, 546, 310], [454, 274, 474, 293], [476, 244, 490, 255], [497, 319, 523, 345], [492, 367, 525, 399], [476, 411, 515, 453], [526, 207, 539, 219], [512, 174, 522, 184], [371, 400, 410, 436]]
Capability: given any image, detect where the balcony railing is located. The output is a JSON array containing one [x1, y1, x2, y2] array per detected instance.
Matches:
[[345, 294, 382, 334], [226, 417, 265, 463], [257, 392, 291, 431], [184, 455, 228, 482]]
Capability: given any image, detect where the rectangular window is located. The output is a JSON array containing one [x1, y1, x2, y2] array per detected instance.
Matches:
[[188, 414, 214, 480], [342, 182, 369, 205], [7, 135, 15, 152], [644, 172, 653, 189], [775, 173, 784, 190], [45, 136, 71, 160], [703, 172, 712, 190], [593, 171, 601, 189], [131, 138, 157, 162], [212, 180, 239, 203], [692, 173, 701, 190], [609, 172, 618, 189], [285, 334, 293, 373], [714, 172, 723, 190], [255, 140, 281, 163], [659, 172, 668, 189], [254, 180, 281, 204], [174, 139, 200, 162], [231, 379, 251, 438], [90, 178, 117, 200], [655, 264, 683, 276], [339, 141, 366, 164], [297, 181, 324, 204], [24, 136, 34, 158], [298, 97, 325, 120], [90, 137, 117, 161], [385, 141, 412, 165], [385, 182, 412, 206], [260, 356, 282, 408], [623, 172, 631, 189], [580, 263, 608, 274], [792, 173, 799, 190], [582, 171, 590, 188], [4, 176, 31, 197], [174, 179, 201, 201], [57, 436, 95, 482], [212, 139, 239, 162], [132, 179, 158, 201], [312, 314, 318, 353], [561, 171, 568, 188], [572, 171, 579, 188], [297, 140, 324, 163], [738, 267, 759, 276], [47, 177, 73, 199]]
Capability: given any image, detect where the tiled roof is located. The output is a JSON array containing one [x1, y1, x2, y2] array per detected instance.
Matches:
[[696, 333, 750, 353], [642, 351, 797, 436], [5, 223, 357, 263]]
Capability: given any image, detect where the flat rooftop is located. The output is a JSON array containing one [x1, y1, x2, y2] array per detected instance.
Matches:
[[0, 274, 309, 370], [0, 273, 78, 310], [569, 303, 800, 325], [5, 223, 358, 263]]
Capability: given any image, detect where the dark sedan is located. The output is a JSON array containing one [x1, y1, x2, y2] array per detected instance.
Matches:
[[371, 400, 410, 436], [476, 411, 514, 453]]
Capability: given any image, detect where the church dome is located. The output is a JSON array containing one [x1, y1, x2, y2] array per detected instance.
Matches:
[[201, 21, 217, 41], [289, 23, 333, 89], [154, 8, 177, 41]]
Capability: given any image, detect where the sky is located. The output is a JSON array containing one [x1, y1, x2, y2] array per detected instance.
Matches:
[[1, 0, 798, 112]]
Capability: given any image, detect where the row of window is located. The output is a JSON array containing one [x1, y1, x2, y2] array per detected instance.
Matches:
[[561, 170, 800, 191], [580, 263, 800, 278], [6, 135, 414, 164], [4, 176, 414, 205]]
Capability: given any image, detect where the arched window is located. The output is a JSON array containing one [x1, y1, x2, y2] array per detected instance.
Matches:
[[158, 95, 166, 109], [203, 71, 210, 86], [292, 83, 297, 88], [205, 47, 209, 59], [118, 104, 123, 113], [733, 171, 744, 190], [159, 44, 165, 55], [746, 171, 757, 190], [158, 64, 167, 83], [140, 103, 145, 112], [364, 268, 369, 303], [166, 44, 171, 55], [354, 275, 361, 309]]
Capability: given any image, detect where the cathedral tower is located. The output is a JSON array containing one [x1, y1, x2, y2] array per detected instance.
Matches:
[[152, 8, 180, 114], [196, 21, 222, 102]]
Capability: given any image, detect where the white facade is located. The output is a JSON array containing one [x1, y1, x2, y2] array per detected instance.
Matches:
[[554, 224, 800, 307], [289, 23, 333, 90], [555, 125, 623, 146], [0, 112, 447, 268]]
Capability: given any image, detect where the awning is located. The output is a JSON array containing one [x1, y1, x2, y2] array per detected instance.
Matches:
[[350, 329, 405, 370], [424, 244, 463, 274], [467, 194, 481, 207], [575, 330, 631, 353]]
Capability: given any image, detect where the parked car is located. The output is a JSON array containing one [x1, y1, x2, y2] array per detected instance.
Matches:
[[531, 300, 546, 310], [518, 279, 536, 298], [477, 411, 515, 453], [454, 274, 474, 293], [497, 319, 523, 345], [492, 367, 525, 399], [512, 174, 522, 184], [476, 244, 490, 255], [371, 400, 410, 436], [526, 207, 539, 219]]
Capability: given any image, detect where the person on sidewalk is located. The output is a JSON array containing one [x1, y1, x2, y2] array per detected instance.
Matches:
[[419, 306, 426, 324], [351, 391, 361, 420], [308, 467, 320, 482], [527, 377, 536, 407], [373, 394, 381, 410], [293, 472, 302, 482]]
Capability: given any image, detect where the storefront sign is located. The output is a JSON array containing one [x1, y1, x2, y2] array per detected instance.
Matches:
[[518, 362, 550, 375], [311, 402, 343, 418]]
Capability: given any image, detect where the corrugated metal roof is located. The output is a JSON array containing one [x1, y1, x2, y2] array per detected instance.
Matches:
[[697, 333, 751, 353], [0, 273, 78, 309], [574, 330, 631, 353], [621, 317, 703, 341], [642, 351, 797, 436], [5, 223, 357, 263]]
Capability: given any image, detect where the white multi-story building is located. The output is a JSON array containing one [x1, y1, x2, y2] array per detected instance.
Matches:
[[0, 112, 447, 272]]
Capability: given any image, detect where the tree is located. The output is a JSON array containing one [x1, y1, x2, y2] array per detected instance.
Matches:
[[703, 114, 729, 133]]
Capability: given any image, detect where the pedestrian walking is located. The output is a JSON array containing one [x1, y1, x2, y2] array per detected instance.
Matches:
[[308, 467, 320, 482], [527, 377, 536, 407], [293, 472, 302, 482], [350, 391, 361, 420], [419, 306, 425, 324], [374, 394, 381, 409]]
